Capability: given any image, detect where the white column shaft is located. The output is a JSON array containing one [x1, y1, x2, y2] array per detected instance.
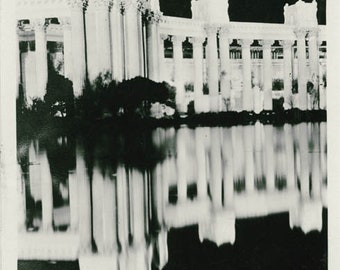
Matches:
[[96, 7, 112, 75], [241, 40, 253, 111], [63, 26, 73, 79], [296, 30, 307, 110], [207, 29, 219, 112], [111, 6, 124, 82], [71, 8, 86, 97], [283, 41, 293, 109], [147, 22, 160, 81], [263, 41, 273, 110], [219, 32, 231, 111], [309, 32, 320, 109], [191, 38, 204, 113], [35, 24, 48, 99], [172, 36, 185, 112], [159, 35, 167, 82]]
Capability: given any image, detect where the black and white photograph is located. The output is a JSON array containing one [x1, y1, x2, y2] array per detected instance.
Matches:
[[0, 0, 337, 269]]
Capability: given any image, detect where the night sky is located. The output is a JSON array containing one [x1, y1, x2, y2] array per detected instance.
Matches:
[[159, 0, 326, 25]]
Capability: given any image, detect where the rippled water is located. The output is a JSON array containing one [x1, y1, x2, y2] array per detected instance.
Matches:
[[17, 121, 327, 270]]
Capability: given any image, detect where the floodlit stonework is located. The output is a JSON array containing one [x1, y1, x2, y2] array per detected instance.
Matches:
[[15, 0, 326, 112]]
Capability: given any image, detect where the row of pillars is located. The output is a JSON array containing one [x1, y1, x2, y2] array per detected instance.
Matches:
[[161, 123, 326, 208], [160, 26, 322, 113]]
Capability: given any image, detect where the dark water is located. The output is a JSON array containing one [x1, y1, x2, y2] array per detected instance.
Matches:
[[17, 121, 327, 270]]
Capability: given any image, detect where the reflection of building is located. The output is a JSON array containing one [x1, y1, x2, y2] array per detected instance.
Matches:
[[18, 122, 327, 268], [16, 0, 326, 112]]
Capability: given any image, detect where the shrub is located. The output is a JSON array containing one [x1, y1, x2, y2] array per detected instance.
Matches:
[[272, 79, 284, 91], [203, 83, 209, 95], [185, 82, 194, 92]]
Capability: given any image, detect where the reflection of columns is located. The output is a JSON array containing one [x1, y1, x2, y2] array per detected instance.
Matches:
[[244, 126, 255, 192], [219, 27, 231, 111], [298, 123, 310, 199], [282, 40, 294, 109], [320, 122, 327, 182], [18, 164, 26, 231], [68, 0, 86, 96], [131, 169, 146, 245], [254, 122, 263, 183], [210, 128, 222, 207], [206, 25, 219, 112], [311, 123, 321, 198], [308, 29, 320, 109], [189, 36, 205, 113], [68, 170, 79, 231], [240, 39, 253, 111], [172, 35, 186, 112], [222, 128, 234, 206], [77, 150, 92, 253], [33, 18, 48, 99], [40, 151, 53, 231], [295, 29, 307, 110], [176, 129, 187, 202], [284, 124, 295, 189], [195, 128, 208, 199], [264, 125, 275, 191], [116, 165, 129, 252], [60, 17, 73, 79], [262, 40, 273, 110], [110, 3, 124, 81], [94, 0, 112, 75]]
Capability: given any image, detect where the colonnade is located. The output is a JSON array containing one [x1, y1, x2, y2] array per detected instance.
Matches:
[[159, 26, 325, 113]]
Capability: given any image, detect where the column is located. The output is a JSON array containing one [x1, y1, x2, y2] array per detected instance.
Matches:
[[68, 170, 79, 231], [284, 124, 295, 189], [264, 125, 275, 191], [147, 16, 162, 81], [308, 28, 320, 109], [219, 27, 231, 111], [94, 0, 112, 75], [60, 17, 73, 80], [189, 36, 205, 113], [240, 39, 253, 111], [282, 40, 294, 109], [244, 125, 255, 193], [176, 128, 187, 202], [206, 25, 219, 112], [295, 28, 308, 110], [195, 128, 208, 199], [123, 2, 142, 78], [110, 2, 124, 82], [40, 151, 53, 231], [172, 35, 186, 112], [68, 0, 86, 97], [159, 34, 168, 82], [33, 18, 48, 99], [262, 40, 273, 111], [210, 128, 222, 207]]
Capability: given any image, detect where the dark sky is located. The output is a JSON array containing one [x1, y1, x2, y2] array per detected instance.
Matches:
[[159, 0, 326, 25]]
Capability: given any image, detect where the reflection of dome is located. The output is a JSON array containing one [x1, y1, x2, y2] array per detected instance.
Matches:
[[198, 210, 236, 246], [289, 199, 323, 234]]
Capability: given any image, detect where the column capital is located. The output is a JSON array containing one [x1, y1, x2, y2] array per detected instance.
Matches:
[[260, 39, 274, 49], [218, 26, 230, 37], [205, 24, 218, 36], [93, 0, 113, 11], [308, 28, 319, 39], [59, 17, 72, 30], [145, 10, 164, 24], [188, 36, 206, 46], [66, 0, 87, 10], [294, 28, 307, 39], [32, 18, 48, 32], [239, 39, 252, 48], [160, 34, 169, 41], [171, 35, 186, 45], [280, 40, 294, 48]]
